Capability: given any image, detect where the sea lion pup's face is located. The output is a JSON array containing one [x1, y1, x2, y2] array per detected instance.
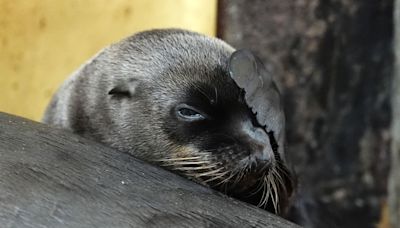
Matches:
[[106, 30, 293, 215]]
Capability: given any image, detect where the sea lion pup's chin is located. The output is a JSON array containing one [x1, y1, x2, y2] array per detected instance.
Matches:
[[43, 29, 294, 215]]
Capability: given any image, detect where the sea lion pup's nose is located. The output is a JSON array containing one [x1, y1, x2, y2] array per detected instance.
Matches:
[[240, 120, 274, 165]]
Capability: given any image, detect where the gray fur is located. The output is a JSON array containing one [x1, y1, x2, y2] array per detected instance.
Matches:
[[43, 29, 236, 161]]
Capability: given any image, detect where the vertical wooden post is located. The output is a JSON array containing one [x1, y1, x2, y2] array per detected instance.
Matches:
[[389, 1, 400, 226]]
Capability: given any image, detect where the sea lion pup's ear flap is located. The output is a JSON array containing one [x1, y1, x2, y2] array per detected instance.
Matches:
[[108, 78, 140, 98]]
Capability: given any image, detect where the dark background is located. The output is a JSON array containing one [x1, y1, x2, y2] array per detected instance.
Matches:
[[218, 1, 393, 227]]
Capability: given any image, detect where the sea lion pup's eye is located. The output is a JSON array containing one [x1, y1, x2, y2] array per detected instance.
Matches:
[[175, 104, 207, 122]]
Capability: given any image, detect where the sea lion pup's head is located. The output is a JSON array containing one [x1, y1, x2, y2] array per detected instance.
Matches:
[[97, 29, 293, 214]]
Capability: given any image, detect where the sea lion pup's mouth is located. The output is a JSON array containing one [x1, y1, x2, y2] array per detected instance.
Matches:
[[155, 132, 294, 215]]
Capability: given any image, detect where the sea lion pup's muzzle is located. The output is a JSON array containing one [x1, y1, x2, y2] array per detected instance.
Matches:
[[236, 119, 275, 169]]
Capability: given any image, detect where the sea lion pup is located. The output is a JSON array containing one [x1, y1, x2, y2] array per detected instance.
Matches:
[[43, 29, 294, 216]]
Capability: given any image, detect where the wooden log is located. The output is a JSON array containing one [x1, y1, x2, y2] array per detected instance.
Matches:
[[0, 112, 300, 228]]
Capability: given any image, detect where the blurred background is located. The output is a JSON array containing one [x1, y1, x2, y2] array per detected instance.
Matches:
[[0, 0, 398, 227], [0, 0, 217, 120]]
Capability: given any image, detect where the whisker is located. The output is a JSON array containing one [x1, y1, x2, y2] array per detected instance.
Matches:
[[167, 161, 210, 166], [216, 171, 235, 186], [270, 173, 279, 214], [275, 162, 292, 177], [195, 167, 224, 177], [234, 165, 248, 184], [259, 176, 270, 208], [173, 165, 217, 171], [257, 180, 267, 207], [204, 171, 229, 184], [214, 86, 218, 104], [193, 84, 214, 103], [258, 176, 266, 207], [272, 169, 285, 188], [155, 156, 202, 162], [217, 172, 237, 194], [249, 176, 266, 196]]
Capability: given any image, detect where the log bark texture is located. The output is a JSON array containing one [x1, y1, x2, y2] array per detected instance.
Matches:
[[0, 112, 299, 228], [219, 1, 393, 227]]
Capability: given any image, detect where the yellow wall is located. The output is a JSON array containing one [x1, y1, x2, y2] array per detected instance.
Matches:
[[0, 0, 217, 121]]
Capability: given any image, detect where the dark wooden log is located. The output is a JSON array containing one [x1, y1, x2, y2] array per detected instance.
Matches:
[[218, 1, 393, 227], [0, 112, 300, 228]]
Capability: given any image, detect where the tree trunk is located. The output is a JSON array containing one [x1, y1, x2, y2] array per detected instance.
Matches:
[[218, 1, 393, 227]]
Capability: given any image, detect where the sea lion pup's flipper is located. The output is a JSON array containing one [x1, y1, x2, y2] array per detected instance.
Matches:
[[228, 50, 294, 214], [228, 50, 285, 159]]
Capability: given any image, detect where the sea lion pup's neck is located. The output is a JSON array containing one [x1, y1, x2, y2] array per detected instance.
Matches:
[[42, 28, 294, 216]]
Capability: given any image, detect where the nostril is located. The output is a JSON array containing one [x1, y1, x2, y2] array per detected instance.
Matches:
[[258, 146, 274, 162], [249, 144, 274, 164], [250, 136, 274, 162], [248, 149, 273, 173]]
